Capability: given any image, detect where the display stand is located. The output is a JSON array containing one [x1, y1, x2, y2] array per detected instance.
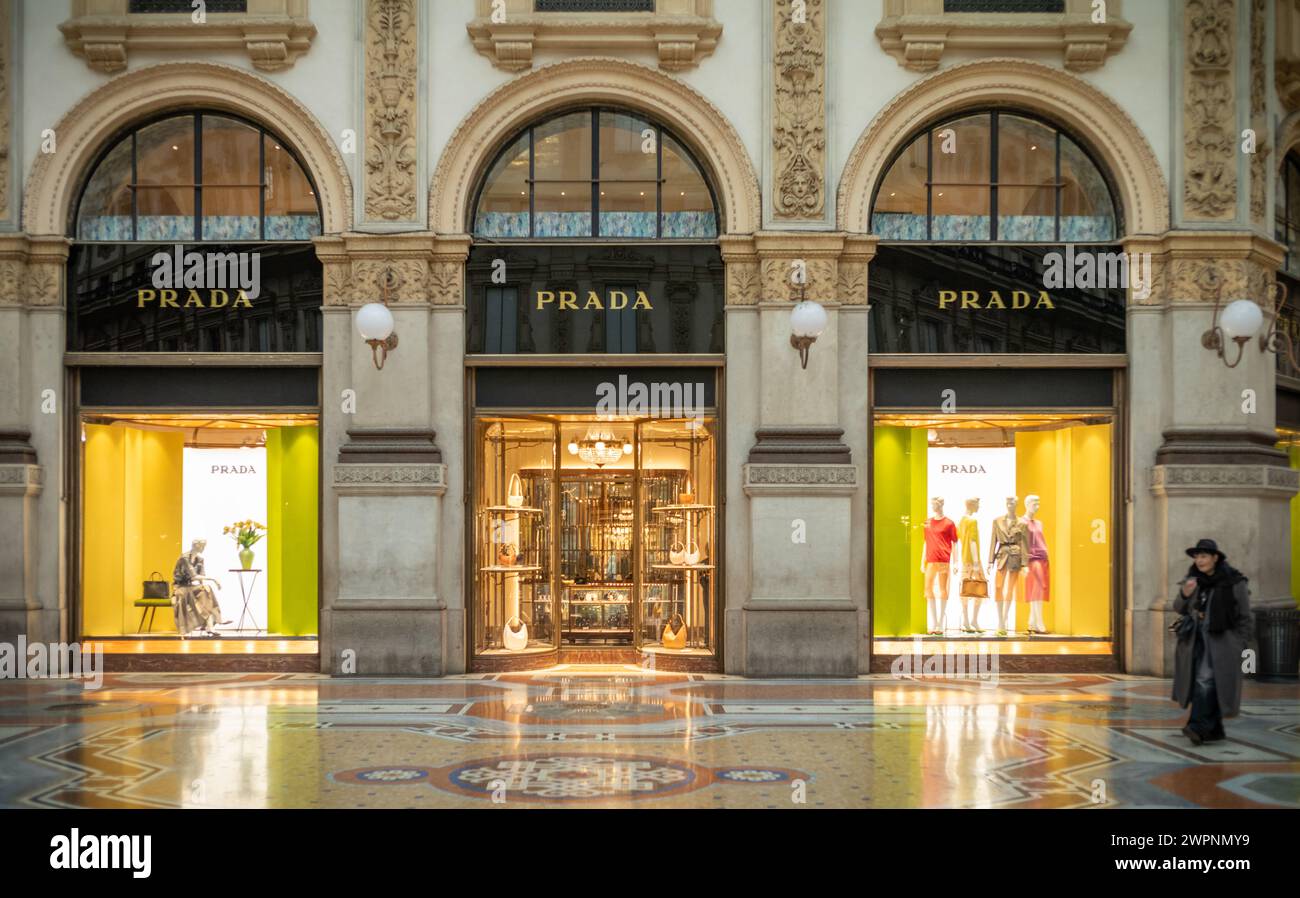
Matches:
[[479, 504, 545, 651], [227, 568, 262, 633], [650, 503, 714, 647]]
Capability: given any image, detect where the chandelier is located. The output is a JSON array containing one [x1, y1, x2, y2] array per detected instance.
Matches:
[[567, 430, 633, 467]]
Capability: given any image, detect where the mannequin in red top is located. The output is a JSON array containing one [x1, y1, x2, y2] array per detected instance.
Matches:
[[920, 497, 959, 635]]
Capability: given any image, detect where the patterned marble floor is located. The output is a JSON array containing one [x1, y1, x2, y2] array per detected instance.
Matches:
[[0, 668, 1296, 808]]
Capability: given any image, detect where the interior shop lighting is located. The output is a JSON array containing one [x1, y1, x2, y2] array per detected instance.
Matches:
[[568, 430, 633, 467], [789, 281, 829, 370], [355, 267, 400, 370], [1202, 281, 1296, 369]]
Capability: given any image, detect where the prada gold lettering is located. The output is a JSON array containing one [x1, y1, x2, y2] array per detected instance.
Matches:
[[531, 290, 655, 311], [136, 289, 253, 309], [934, 289, 1056, 312]]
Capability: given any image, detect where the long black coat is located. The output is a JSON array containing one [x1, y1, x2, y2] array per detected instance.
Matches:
[[1171, 575, 1252, 718]]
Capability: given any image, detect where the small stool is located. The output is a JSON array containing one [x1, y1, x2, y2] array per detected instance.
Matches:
[[134, 597, 173, 633]]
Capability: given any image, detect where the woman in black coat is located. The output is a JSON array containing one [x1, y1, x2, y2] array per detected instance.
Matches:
[[1171, 539, 1253, 745]]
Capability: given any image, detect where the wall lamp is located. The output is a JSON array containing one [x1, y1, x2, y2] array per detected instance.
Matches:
[[356, 268, 400, 370], [1202, 281, 1294, 370], [789, 282, 828, 370]]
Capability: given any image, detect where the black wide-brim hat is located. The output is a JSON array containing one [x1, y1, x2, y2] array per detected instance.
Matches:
[[1185, 538, 1224, 560]]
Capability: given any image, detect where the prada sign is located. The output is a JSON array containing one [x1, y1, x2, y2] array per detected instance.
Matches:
[[535, 289, 654, 311], [937, 290, 1055, 311]]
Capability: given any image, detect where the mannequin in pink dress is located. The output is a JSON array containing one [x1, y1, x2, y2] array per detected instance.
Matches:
[[1021, 494, 1050, 634]]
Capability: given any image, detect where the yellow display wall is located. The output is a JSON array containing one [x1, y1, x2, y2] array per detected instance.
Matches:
[[83, 424, 184, 635], [1013, 423, 1112, 637]]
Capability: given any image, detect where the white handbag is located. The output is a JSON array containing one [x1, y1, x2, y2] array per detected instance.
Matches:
[[669, 541, 686, 565], [502, 616, 529, 651], [506, 473, 525, 508], [684, 540, 701, 565]]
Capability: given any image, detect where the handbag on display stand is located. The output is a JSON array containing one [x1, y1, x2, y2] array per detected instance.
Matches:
[[497, 543, 518, 566], [503, 615, 529, 651], [506, 473, 525, 508], [669, 541, 686, 565], [684, 541, 701, 566], [662, 613, 687, 650]]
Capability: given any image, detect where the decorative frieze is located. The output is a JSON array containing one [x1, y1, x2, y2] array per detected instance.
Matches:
[[1150, 464, 1300, 497], [1182, 0, 1237, 221], [0, 464, 43, 496], [364, 0, 418, 223], [1128, 231, 1282, 306], [744, 463, 858, 493], [333, 463, 447, 495], [1277, 0, 1300, 112], [1249, 0, 1268, 226], [0, 235, 69, 307], [772, 0, 826, 221]]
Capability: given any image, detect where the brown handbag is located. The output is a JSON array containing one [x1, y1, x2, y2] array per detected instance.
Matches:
[[960, 575, 988, 599], [661, 613, 687, 650]]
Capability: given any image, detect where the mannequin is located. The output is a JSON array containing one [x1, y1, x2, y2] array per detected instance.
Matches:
[[172, 539, 228, 637], [1021, 494, 1050, 634], [920, 497, 959, 635], [987, 496, 1027, 636], [957, 498, 983, 633]]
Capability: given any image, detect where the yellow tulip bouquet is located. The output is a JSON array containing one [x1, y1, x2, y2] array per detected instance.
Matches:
[[223, 520, 267, 550]]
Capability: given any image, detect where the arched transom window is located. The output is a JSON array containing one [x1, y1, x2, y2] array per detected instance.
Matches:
[[871, 111, 1119, 242], [74, 112, 322, 242], [473, 108, 718, 240]]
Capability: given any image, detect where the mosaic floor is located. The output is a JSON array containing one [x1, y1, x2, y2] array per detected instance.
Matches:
[[0, 667, 1296, 808]]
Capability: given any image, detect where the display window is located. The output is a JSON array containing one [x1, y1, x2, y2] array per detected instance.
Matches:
[[79, 413, 319, 640], [872, 413, 1114, 640], [471, 413, 716, 661]]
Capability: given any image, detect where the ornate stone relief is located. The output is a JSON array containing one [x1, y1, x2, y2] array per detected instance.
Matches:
[[772, 0, 825, 220], [725, 261, 760, 306], [59, 0, 316, 74], [426, 262, 462, 306], [1277, 0, 1300, 113], [0, 236, 67, 307], [364, 0, 418, 222], [0, 0, 9, 222], [1183, 0, 1237, 221], [1150, 464, 1300, 495], [760, 257, 836, 303], [334, 464, 445, 486], [1249, 0, 1268, 226], [745, 464, 857, 486]]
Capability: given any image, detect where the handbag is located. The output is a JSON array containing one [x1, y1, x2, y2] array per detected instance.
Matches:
[[497, 543, 518, 566], [1171, 614, 1196, 641], [506, 473, 525, 509], [142, 571, 169, 599], [684, 540, 701, 566], [502, 616, 529, 651], [669, 541, 686, 565], [662, 613, 687, 650], [960, 575, 988, 599]]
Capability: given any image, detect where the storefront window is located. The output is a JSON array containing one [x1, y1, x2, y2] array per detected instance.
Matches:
[[871, 110, 1119, 242], [79, 413, 320, 638], [471, 413, 717, 660], [872, 413, 1113, 639], [472, 108, 718, 240], [74, 112, 322, 242]]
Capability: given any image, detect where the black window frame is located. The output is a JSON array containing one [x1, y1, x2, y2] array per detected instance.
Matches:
[[71, 110, 323, 243], [869, 108, 1123, 243], [470, 106, 721, 241]]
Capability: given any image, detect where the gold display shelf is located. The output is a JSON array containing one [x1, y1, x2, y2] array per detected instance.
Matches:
[[480, 564, 543, 573], [651, 503, 714, 513], [651, 563, 715, 571], [482, 505, 544, 515]]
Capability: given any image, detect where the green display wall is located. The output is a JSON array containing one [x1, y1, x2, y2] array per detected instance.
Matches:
[[873, 426, 928, 636], [266, 426, 320, 636]]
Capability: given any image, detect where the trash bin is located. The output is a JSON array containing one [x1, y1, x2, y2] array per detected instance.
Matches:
[[1255, 608, 1300, 681]]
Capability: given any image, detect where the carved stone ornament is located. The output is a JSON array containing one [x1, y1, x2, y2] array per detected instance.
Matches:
[[58, 0, 316, 75], [760, 257, 835, 303], [1150, 464, 1300, 497], [0, 236, 69, 307], [365, 0, 418, 222], [1249, 0, 1269, 225], [725, 261, 761, 306], [1183, 0, 1237, 221], [772, 0, 826, 220], [0, 0, 9, 221], [333, 463, 447, 495]]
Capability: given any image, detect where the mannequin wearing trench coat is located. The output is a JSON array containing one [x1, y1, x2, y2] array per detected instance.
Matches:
[[1171, 572, 1252, 719]]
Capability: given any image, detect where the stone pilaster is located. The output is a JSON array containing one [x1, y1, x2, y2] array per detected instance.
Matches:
[[1126, 230, 1294, 677], [771, 0, 826, 224], [314, 232, 466, 675]]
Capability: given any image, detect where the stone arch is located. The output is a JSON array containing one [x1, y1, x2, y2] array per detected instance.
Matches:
[[22, 61, 353, 237], [430, 57, 760, 236], [837, 58, 1169, 237]]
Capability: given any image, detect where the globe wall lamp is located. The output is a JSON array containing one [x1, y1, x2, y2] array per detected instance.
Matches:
[[789, 283, 829, 370], [1202, 281, 1296, 370], [356, 268, 400, 370]]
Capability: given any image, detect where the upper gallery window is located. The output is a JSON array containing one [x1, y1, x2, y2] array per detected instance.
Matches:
[[941, 1, 1064, 11], [871, 111, 1119, 242], [74, 112, 322, 242], [473, 108, 718, 240], [533, 1, 654, 9], [1276, 150, 1300, 277], [128, 0, 247, 10]]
